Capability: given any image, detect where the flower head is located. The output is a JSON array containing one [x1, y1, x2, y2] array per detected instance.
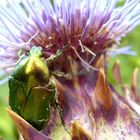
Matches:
[[1, 0, 140, 77], [0, 0, 140, 140]]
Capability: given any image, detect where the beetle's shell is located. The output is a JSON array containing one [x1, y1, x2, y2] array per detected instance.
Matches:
[[9, 47, 56, 130]]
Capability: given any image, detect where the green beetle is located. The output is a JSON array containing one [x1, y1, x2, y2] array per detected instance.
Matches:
[[9, 46, 63, 130]]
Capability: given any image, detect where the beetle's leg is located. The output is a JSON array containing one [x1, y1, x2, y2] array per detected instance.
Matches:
[[51, 98, 70, 134], [58, 103, 70, 134], [46, 45, 67, 64], [46, 50, 63, 65]]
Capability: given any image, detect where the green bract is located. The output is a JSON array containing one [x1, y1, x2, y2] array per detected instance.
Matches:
[[9, 46, 58, 130]]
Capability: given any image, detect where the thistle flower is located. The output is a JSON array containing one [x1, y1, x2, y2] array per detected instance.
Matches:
[[0, 0, 140, 140]]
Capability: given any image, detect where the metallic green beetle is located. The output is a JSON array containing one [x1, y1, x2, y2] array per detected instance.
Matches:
[[9, 46, 63, 130]]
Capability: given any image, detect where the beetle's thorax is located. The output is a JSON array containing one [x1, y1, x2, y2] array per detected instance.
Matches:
[[25, 56, 50, 87]]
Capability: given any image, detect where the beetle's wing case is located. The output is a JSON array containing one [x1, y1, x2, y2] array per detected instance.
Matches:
[[9, 77, 26, 116], [9, 54, 30, 113], [22, 84, 56, 130]]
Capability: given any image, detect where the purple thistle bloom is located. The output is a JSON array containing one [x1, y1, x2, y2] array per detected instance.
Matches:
[[0, 0, 140, 77], [0, 0, 140, 140]]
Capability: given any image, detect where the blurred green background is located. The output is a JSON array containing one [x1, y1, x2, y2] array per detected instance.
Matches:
[[0, 83, 18, 140], [0, 0, 140, 140], [107, 26, 140, 91]]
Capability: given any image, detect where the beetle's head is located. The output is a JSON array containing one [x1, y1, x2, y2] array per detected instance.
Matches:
[[29, 46, 42, 58]]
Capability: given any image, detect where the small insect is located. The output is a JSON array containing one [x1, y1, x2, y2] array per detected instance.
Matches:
[[9, 46, 64, 130]]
